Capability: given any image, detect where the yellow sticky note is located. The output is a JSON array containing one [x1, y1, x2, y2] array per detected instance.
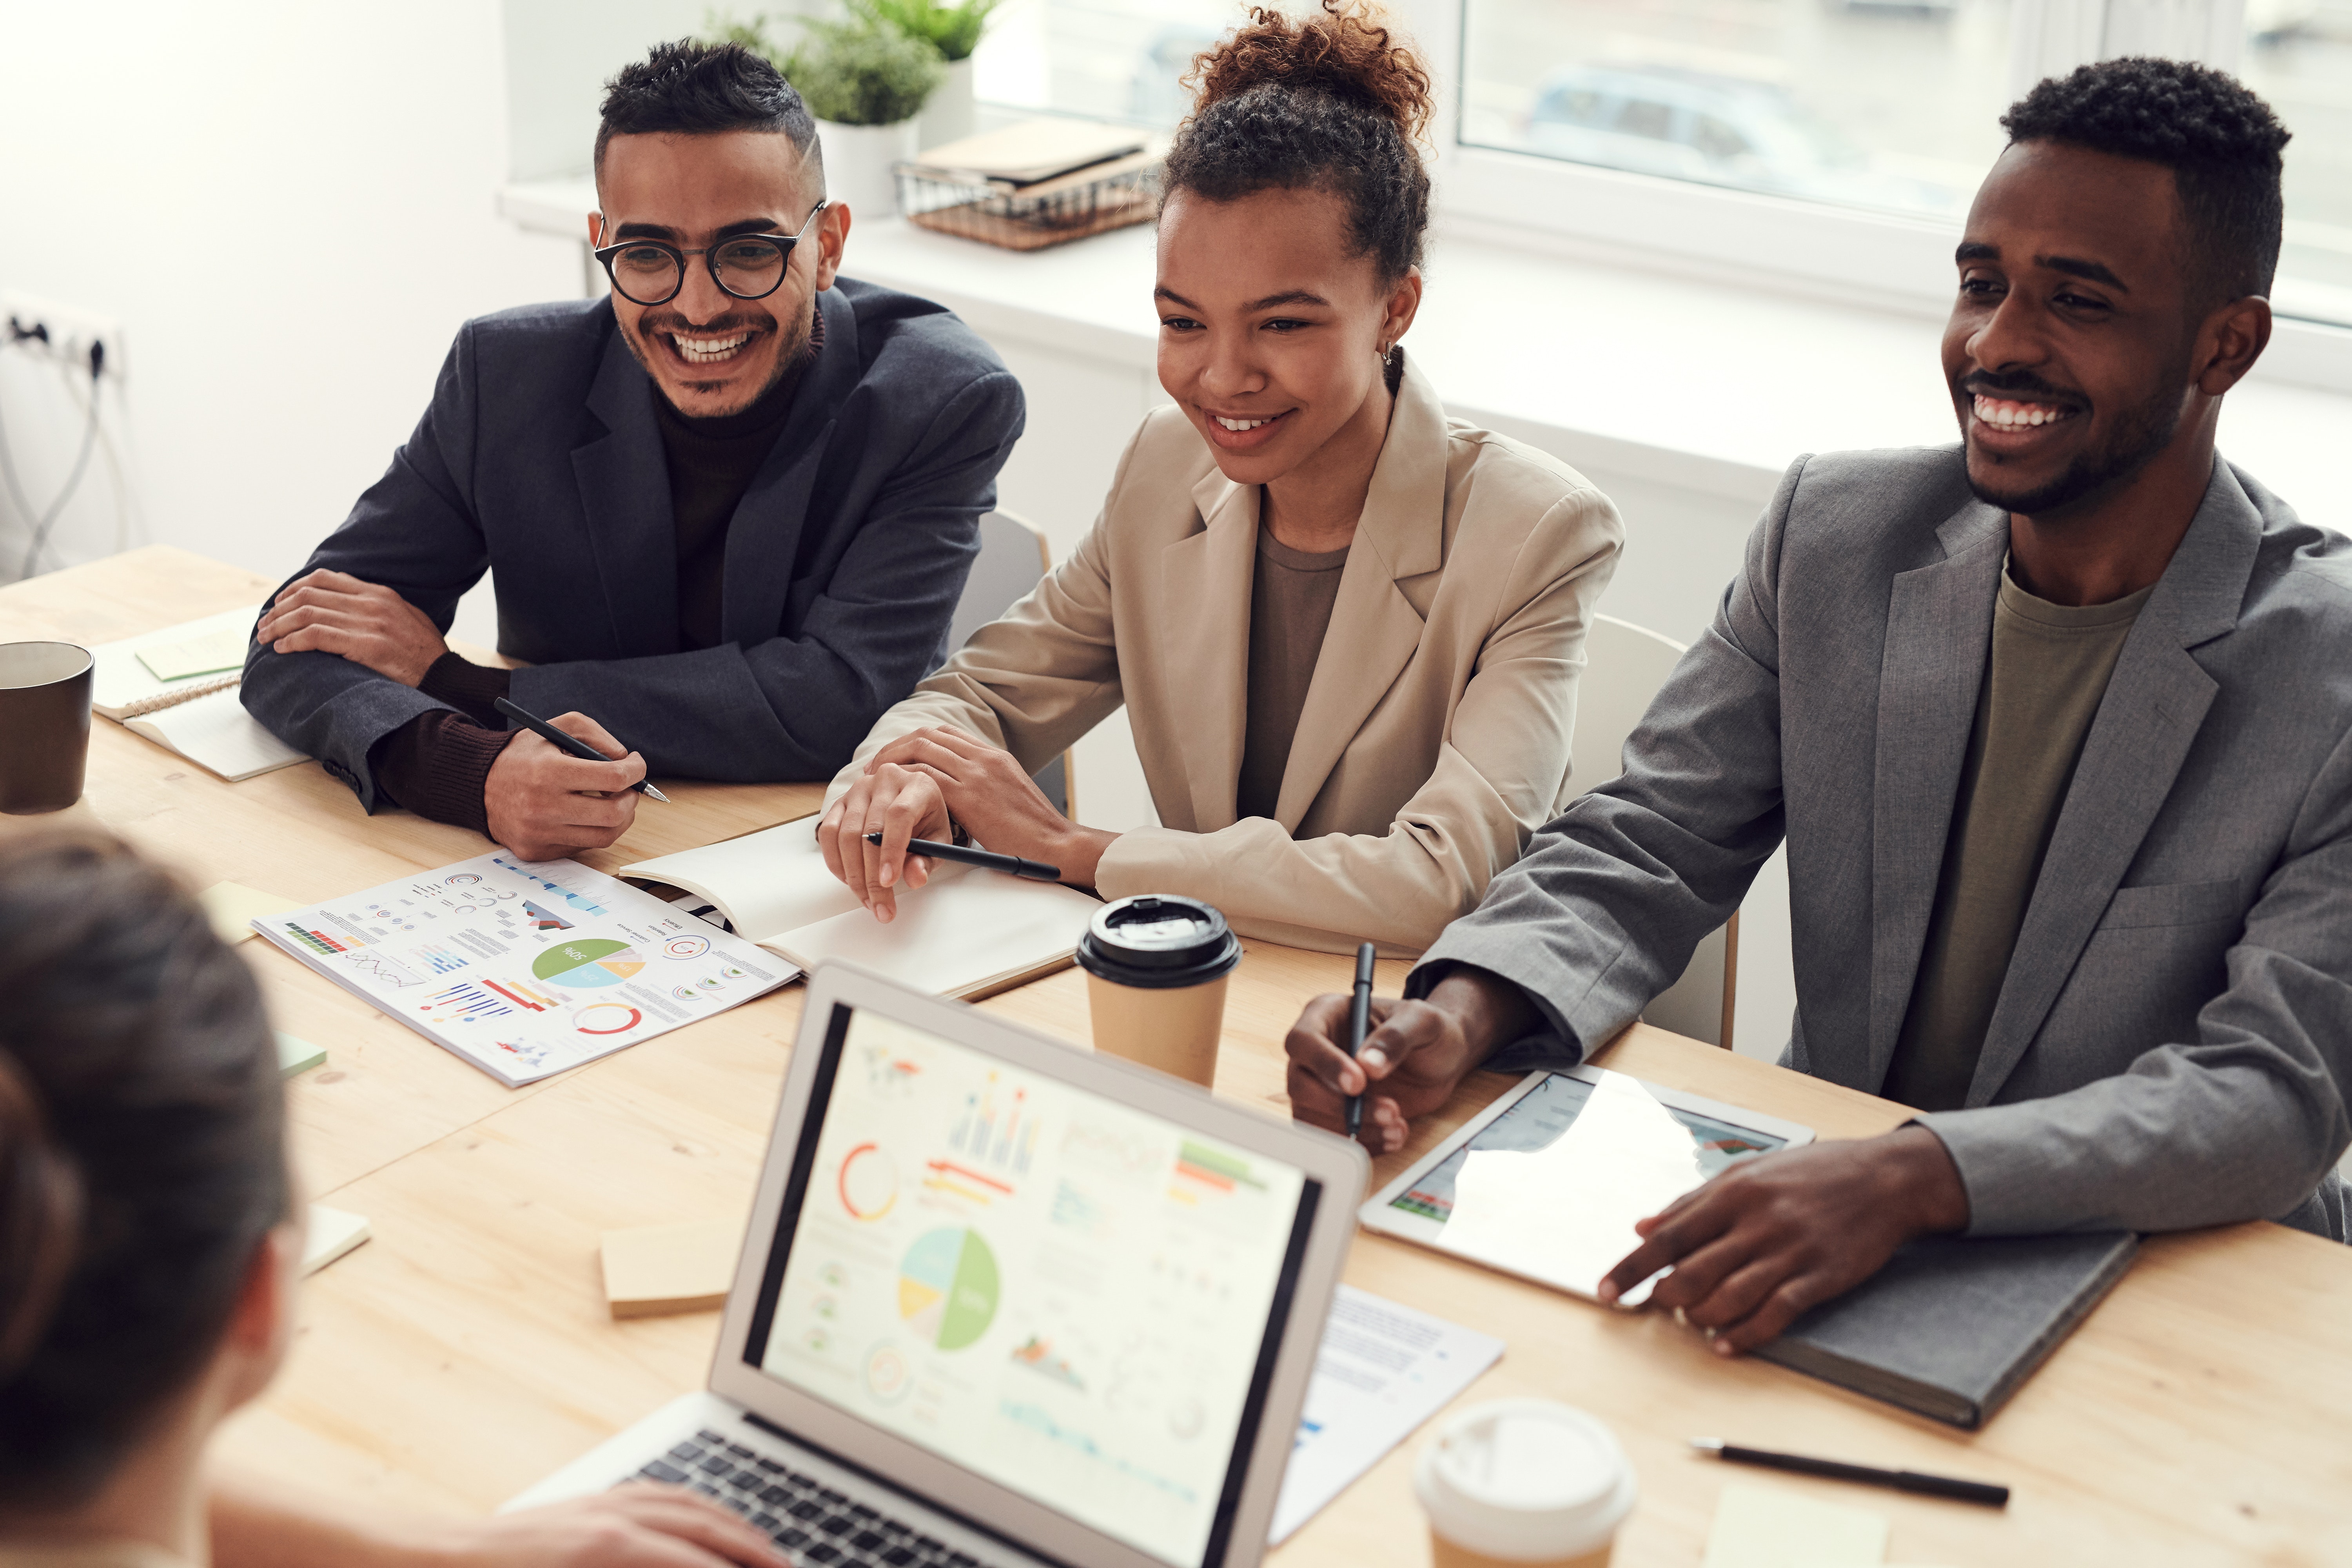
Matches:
[[1703, 1480, 1889, 1568], [200, 880, 292, 946], [138, 625, 249, 683], [601, 1218, 742, 1319]]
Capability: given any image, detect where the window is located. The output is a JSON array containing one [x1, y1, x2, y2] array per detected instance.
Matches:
[[1459, 0, 2012, 223], [969, 0, 2352, 340], [2238, 7, 2352, 325]]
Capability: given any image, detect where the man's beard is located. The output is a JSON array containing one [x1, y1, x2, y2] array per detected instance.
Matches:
[[625, 294, 813, 416], [1960, 370, 2187, 519]]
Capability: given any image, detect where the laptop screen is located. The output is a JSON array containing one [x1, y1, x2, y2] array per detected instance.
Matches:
[[742, 1003, 1320, 1568]]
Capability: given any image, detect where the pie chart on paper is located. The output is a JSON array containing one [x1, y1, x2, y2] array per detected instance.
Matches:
[[897, 1227, 998, 1351], [532, 938, 646, 988]]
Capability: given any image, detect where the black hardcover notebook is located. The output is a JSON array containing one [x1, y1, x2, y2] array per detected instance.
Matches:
[[1755, 1232, 2138, 1428]]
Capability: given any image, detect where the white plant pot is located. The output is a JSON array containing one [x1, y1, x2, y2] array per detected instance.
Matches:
[[917, 58, 976, 151], [815, 117, 920, 221]]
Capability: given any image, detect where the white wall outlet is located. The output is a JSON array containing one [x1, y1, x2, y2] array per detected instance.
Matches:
[[0, 290, 125, 383]]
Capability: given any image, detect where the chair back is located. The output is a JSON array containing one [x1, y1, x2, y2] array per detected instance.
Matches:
[[1569, 615, 1740, 1049], [945, 511, 1070, 818]]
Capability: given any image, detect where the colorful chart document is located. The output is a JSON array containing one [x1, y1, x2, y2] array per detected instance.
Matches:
[[251, 853, 792, 1086]]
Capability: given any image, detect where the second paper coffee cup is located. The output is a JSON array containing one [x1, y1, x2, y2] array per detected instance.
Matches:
[[1414, 1399, 1637, 1567], [1074, 894, 1242, 1086]]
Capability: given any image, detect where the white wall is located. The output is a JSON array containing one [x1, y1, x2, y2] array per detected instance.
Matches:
[[0, 0, 579, 603]]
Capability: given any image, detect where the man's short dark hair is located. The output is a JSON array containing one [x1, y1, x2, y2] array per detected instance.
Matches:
[[595, 39, 821, 187], [2001, 57, 2290, 308]]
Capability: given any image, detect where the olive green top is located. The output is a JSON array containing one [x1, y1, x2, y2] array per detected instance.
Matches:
[[1885, 564, 2157, 1111], [1236, 524, 1352, 824]]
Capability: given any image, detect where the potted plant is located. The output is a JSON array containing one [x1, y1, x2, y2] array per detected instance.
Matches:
[[711, 12, 944, 219], [865, 0, 1000, 149]]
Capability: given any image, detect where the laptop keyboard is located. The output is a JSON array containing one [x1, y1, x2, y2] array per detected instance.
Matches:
[[635, 1428, 999, 1568]]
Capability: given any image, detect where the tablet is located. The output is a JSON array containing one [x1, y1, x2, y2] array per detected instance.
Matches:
[[1358, 1066, 1816, 1303]]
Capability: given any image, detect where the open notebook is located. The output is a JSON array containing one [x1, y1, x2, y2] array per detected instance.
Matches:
[[620, 817, 1100, 1000], [88, 606, 307, 782]]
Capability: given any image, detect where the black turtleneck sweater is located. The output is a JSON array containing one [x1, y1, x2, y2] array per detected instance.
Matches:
[[370, 310, 824, 832]]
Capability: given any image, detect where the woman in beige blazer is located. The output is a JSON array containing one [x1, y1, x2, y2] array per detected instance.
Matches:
[[820, 2, 1623, 953]]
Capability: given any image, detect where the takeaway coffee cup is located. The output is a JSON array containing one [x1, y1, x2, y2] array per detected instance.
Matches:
[[1074, 894, 1243, 1086], [0, 641, 95, 815], [1414, 1399, 1638, 1568]]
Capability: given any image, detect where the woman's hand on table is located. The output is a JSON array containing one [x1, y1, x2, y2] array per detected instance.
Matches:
[[819, 760, 953, 921], [848, 727, 1118, 905], [211, 1478, 789, 1568], [1283, 966, 1538, 1153]]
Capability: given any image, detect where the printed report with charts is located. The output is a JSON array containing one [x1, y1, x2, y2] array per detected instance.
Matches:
[[250, 853, 791, 1086]]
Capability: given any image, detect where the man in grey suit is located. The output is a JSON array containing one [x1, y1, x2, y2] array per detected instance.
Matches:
[[242, 41, 1023, 860], [1287, 60, 2351, 1351]]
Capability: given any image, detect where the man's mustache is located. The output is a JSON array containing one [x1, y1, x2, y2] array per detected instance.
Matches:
[[1957, 369, 2083, 405], [634, 312, 771, 337]]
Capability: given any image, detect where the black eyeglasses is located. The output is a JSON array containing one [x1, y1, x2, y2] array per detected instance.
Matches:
[[592, 201, 828, 307]]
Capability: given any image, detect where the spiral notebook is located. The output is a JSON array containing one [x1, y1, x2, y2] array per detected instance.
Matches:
[[87, 606, 307, 782], [619, 817, 1099, 1001]]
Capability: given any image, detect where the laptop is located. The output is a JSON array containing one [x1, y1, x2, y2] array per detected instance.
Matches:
[[506, 961, 1368, 1568]]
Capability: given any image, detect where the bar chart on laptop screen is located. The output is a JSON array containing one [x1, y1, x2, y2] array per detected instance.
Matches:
[[762, 1012, 1306, 1568]]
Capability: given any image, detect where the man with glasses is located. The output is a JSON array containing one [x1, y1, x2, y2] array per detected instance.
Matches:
[[241, 40, 1024, 860]]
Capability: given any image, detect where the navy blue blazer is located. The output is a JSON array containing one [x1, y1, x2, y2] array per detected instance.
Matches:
[[242, 278, 1023, 806]]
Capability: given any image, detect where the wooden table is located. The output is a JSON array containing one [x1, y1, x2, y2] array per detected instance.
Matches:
[[7, 548, 2350, 1566]]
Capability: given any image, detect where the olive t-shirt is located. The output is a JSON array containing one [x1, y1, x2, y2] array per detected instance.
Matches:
[[1236, 525, 1351, 824], [1882, 564, 2157, 1111]]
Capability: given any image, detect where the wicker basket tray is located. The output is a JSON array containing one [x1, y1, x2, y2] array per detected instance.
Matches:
[[896, 150, 1161, 252]]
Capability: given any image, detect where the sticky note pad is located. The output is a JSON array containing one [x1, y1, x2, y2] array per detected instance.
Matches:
[[302, 1205, 371, 1275], [602, 1218, 742, 1319], [275, 1032, 325, 1077], [138, 625, 250, 683], [200, 881, 292, 946], [1703, 1480, 1889, 1568]]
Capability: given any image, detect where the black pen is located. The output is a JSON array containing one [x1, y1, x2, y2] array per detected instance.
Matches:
[[1345, 941, 1376, 1138], [1690, 1439, 2009, 1508], [863, 833, 1060, 882], [493, 697, 670, 802]]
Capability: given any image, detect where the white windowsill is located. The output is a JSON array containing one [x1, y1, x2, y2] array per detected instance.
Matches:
[[499, 176, 2352, 532]]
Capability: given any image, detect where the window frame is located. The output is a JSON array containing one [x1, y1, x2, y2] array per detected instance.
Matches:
[[1390, 0, 2352, 390]]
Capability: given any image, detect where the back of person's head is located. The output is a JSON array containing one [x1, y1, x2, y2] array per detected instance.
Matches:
[[595, 38, 822, 186], [1162, 0, 1436, 284], [0, 833, 285, 1507], [2001, 57, 2289, 309]]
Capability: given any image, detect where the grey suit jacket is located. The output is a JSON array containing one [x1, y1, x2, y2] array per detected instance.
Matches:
[[241, 279, 1023, 807], [1416, 447, 2352, 1241]]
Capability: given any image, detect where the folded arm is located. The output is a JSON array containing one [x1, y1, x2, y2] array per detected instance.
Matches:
[[514, 370, 1023, 782]]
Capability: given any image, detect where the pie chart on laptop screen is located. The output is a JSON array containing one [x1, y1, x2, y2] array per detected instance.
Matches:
[[897, 1227, 998, 1351], [531, 938, 646, 988]]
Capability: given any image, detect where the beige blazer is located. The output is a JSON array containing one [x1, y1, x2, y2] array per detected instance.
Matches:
[[830, 355, 1623, 952]]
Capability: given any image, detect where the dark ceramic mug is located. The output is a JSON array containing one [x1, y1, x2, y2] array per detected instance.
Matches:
[[0, 641, 96, 814]]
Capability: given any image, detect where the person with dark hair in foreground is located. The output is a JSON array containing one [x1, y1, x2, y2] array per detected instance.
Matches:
[[1287, 57, 2352, 1347], [241, 39, 1023, 862], [819, 1, 1621, 953], [0, 833, 784, 1566]]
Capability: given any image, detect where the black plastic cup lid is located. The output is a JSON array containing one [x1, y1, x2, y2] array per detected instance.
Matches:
[[1076, 894, 1241, 990]]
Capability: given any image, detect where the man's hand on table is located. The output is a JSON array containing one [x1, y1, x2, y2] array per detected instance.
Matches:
[[1282, 969, 1972, 1354], [256, 570, 448, 686], [1600, 1124, 1970, 1353], [486, 713, 643, 861], [1284, 966, 1537, 1154]]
